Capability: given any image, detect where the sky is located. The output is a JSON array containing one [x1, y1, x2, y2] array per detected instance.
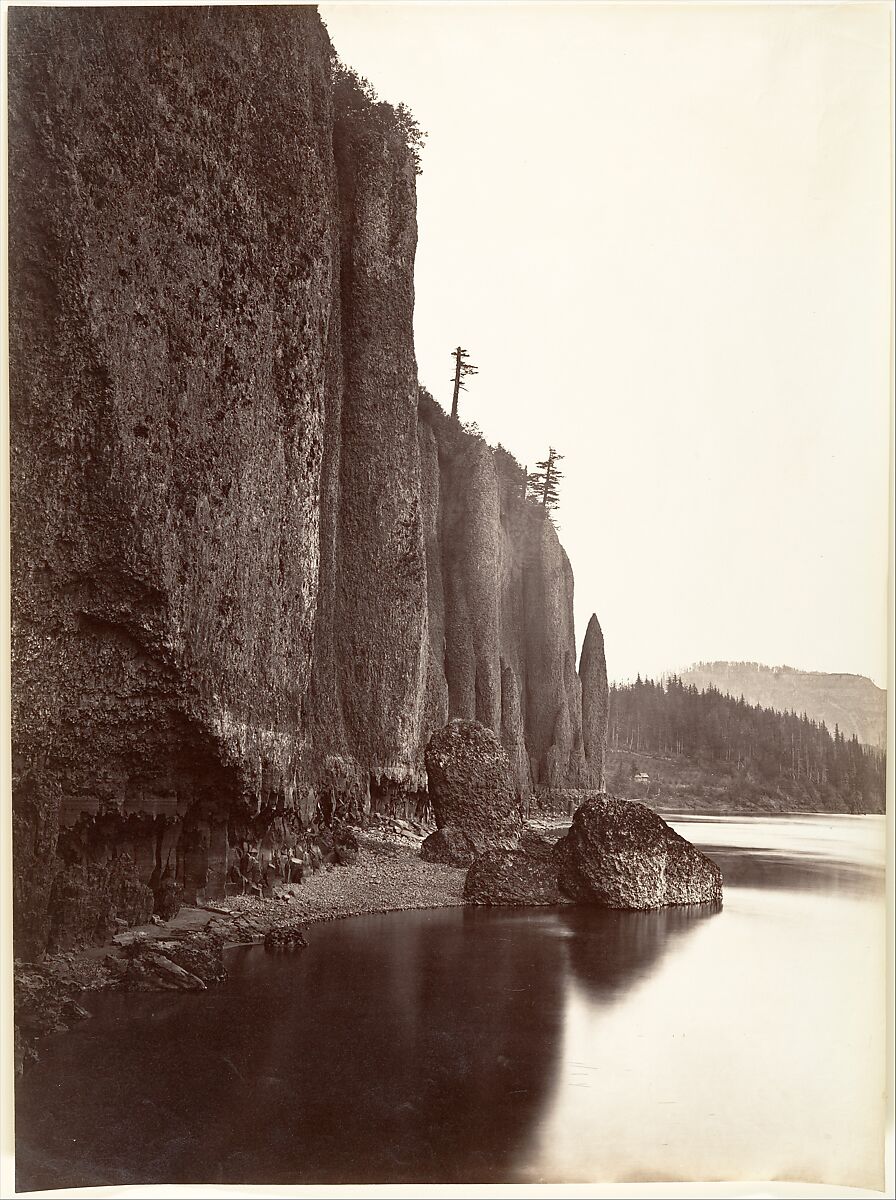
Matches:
[[320, 2, 892, 688]]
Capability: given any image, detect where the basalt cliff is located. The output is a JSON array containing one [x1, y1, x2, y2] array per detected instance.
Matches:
[[9, 6, 608, 958]]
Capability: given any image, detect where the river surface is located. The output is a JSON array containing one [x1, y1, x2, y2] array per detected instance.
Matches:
[[15, 814, 887, 1191]]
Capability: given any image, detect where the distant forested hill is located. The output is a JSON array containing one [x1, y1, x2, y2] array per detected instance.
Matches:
[[672, 662, 886, 748], [608, 676, 886, 814]]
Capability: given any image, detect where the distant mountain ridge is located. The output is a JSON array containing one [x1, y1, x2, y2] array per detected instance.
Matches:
[[669, 662, 886, 748]]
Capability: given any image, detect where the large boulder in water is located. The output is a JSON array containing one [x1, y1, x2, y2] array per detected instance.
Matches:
[[424, 719, 522, 851], [464, 845, 562, 905], [420, 827, 476, 867], [555, 795, 722, 908]]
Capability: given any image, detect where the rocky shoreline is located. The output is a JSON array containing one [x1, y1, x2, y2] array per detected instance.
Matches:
[[14, 826, 474, 1076], [15, 784, 722, 1077]]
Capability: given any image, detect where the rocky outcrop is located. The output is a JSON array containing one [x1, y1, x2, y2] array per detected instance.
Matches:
[[153, 870, 182, 922], [9, 5, 344, 950], [47, 857, 154, 951], [420, 827, 476, 867], [12, 770, 61, 961], [328, 66, 427, 801], [464, 846, 562, 905], [263, 924, 309, 950], [465, 798, 722, 909], [555, 796, 723, 908], [522, 517, 588, 791], [500, 663, 532, 799], [123, 950, 208, 993], [120, 929, 227, 990], [333, 827, 360, 866], [580, 614, 609, 790], [417, 400, 597, 799], [9, 6, 609, 957], [425, 720, 522, 851]]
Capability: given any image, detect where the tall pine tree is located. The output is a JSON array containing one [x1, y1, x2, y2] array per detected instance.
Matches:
[[527, 447, 564, 511]]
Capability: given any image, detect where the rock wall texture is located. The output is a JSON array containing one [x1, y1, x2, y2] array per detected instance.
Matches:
[[9, 5, 608, 957], [418, 400, 605, 798], [580, 615, 609, 790], [555, 797, 724, 909], [462, 799, 723, 910], [424, 719, 522, 851]]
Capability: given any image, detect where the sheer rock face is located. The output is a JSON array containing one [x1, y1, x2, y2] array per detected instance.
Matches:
[[9, 6, 342, 927], [500, 663, 533, 798], [9, 5, 606, 956], [9, 6, 425, 947], [444, 442, 502, 732], [417, 422, 450, 746], [555, 796, 723, 909], [580, 614, 609, 790], [521, 520, 588, 790], [10, 4, 338, 797], [47, 859, 154, 952], [419, 413, 585, 797], [12, 773, 61, 961], [329, 95, 427, 794], [424, 720, 522, 851]]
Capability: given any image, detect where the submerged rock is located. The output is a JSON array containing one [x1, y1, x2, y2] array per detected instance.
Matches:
[[555, 795, 722, 909], [420, 826, 476, 867], [424, 719, 522, 851], [464, 847, 561, 906]]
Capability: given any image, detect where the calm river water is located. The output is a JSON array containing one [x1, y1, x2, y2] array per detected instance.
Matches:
[[15, 814, 886, 1191]]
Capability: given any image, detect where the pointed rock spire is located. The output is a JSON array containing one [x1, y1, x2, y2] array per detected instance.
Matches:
[[580, 613, 609, 790]]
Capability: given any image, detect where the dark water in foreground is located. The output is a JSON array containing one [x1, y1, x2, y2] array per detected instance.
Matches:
[[16, 815, 886, 1191]]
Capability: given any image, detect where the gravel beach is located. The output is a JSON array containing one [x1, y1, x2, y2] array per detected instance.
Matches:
[[217, 840, 468, 934]]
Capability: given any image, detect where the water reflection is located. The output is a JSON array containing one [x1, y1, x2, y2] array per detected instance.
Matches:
[[559, 903, 720, 1004], [15, 815, 886, 1191], [669, 812, 886, 898], [693, 844, 882, 896], [16, 907, 570, 1189]]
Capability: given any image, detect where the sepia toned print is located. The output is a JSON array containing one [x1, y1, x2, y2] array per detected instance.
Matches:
[[5, 3, 891, 1196]]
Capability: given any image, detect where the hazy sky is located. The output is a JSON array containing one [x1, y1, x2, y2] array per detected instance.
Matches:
[[320, 2, 891, 687]]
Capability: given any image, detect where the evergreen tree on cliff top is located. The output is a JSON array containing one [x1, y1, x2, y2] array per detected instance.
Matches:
[[450, 345, 478, 420], [527, 448, 564, 512]]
